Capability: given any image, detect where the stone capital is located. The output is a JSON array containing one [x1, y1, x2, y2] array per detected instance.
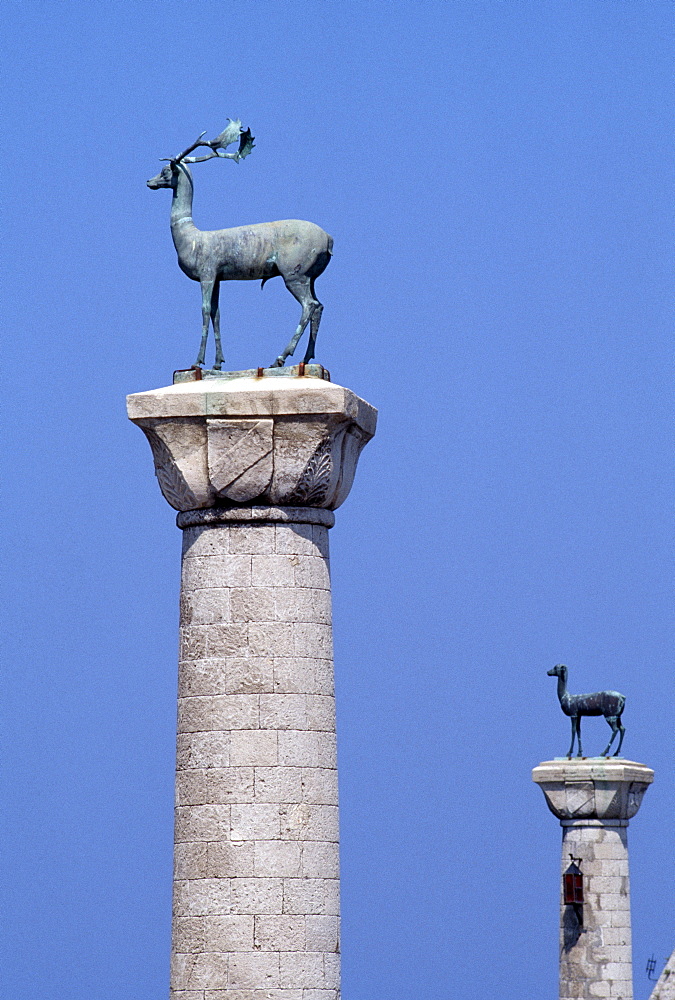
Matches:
[[532, 758, 653, 824], [127, 375, 377, 512]]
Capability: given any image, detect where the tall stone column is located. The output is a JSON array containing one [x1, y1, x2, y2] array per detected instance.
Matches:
[[533, 759, 653, 1000], [128, 373, 376, 999]]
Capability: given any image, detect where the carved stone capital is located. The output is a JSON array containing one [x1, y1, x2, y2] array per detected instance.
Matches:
[[532, 759, 653, 824], [127, 376, 377, 512]]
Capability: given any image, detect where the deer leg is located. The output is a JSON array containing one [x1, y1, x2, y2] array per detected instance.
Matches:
[[195, 278, 215, 368], [303, 282, 323, 363], [567, 717, 577, 758], [614, 719, 626, 756], [575, 717, 584, 757], [210, 281, 223, 370], [271, 276, 317, 367], [601, 716, 619, 757]]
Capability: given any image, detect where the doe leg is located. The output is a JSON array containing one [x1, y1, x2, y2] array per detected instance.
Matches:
[[567, 717, 577, 758], [575, 717, 584, 758], [614, 719, 626, 756], [210, 281, 223, 370], [195, 278, 215, 368]]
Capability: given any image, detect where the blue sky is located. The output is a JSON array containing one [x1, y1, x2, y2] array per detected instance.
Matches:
[[1, 2, 672, 998]]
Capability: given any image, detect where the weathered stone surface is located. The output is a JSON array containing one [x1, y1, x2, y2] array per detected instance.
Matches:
[[128, 378, 377, 1000], [650, 949, 675, 1000], [532, 758, 653, 821], [533, 759, 653, 1000], [127, 377, 376, 511]]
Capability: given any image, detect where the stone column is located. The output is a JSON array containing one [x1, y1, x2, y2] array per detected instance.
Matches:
[[127, 373, 376, 1000], [533, 759, 654, 1000], [650, 949, 675, 1000]]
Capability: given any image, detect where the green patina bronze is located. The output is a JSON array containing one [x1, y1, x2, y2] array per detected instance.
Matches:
[[147, 121, 333, 371], [547, 664, 626, 758]]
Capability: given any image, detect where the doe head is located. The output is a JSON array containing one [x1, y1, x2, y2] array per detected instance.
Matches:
[[147, 162, 177, 190], [547, 664, 566, 677]]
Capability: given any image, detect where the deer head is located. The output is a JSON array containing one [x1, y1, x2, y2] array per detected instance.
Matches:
[[146, 122, 255, 189], [547, 664, 567, 678]]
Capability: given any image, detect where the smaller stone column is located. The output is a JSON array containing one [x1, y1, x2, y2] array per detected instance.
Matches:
[[533, 759, 653, 1000]]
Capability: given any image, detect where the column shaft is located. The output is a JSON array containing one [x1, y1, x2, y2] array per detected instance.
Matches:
[[560, 821, 632, 1000], [171, 512, 340, 999]]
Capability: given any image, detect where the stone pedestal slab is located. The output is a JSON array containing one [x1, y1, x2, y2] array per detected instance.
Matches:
[[128, 376, 376, 1000], [533, 759, 653, 1000]]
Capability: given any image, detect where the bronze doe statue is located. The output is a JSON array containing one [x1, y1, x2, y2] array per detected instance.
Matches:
[[147, 121, 333, 371], [548, 664, 626, 758]]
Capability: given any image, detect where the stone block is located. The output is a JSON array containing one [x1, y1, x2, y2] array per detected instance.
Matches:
[[273, 658, 318, 695], [280, 804, 339, 842], [304, 698, 335, 733], [278, 732, 337, 769], [305, 916, 339, 953], [275, 523, 317, 556], [177, 768, 255, 807], [254, 841, 302, 877], [174, 878, 231, 916], [207, 840, 255, 878], [170, 991, 204, 1000], [589, 983, 611, 997], [249, 623, 294, 658], [282, 878, 340, 915], [301, 770, 338, 807], [230, 589, 277, 624], [322, 954, 340, 989], [204, 992, 302, 1000], [172, 951, 230, 989], [205, 914, 255, 952], [177, 733, 230, 770], [230, 731, 279, 767], [302, 992, 338, 1000], [173, 916, 206, 954], [183, 525, 228, 557], [274, 589, 319, 625], [180, 625, 250, 661], [230, 804, 281, 841], [254, 914, 306, 951], [175, 805, 230, 843], [175, 842, 209, 880], [230, 878, 283, 915], [182, 555, 252, 590], [294, 558, 330, 591], [311, 526, 330, 559], [278, 952, 324, 988], [182, 589, 232, 625], [260, 695, 308, 731], [254, 767, 303, 804], [228, 951, 281, 989], [229, 525, 277, 554], [178, 695, 259, 733], [292, 625, 333, 660], [301, 842, 340, 879], [252, 555, 297, 588]]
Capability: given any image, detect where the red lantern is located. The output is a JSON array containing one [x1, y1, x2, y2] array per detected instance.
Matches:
[[563, 865, 584, 905]]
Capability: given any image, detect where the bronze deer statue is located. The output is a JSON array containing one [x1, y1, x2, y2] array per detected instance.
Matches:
[[548, 664, 626, 758], [147, 122, 333, 370]]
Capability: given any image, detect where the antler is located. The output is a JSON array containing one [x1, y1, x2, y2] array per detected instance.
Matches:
[[165, 121, 256, 166]]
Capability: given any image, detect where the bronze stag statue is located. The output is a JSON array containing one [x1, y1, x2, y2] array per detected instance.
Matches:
[[147, 121, 333, 371]]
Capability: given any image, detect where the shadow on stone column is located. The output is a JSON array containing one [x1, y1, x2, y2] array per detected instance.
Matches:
[[128, 373, 377, 999]]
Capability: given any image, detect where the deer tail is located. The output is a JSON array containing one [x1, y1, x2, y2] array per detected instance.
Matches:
[[261, 277, 269, 290]]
